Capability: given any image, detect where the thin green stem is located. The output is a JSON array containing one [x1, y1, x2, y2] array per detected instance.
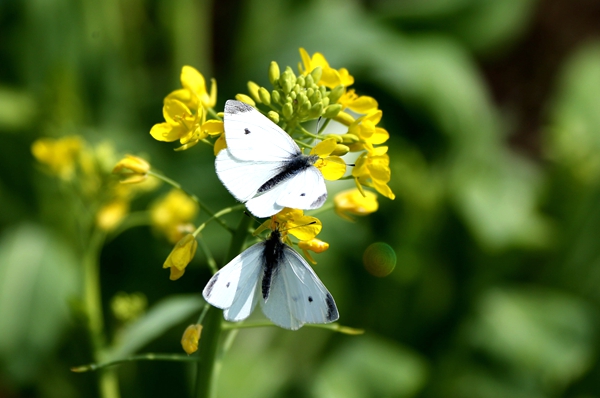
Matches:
[[83, 229, 120, 398], [197, 236, 218, 274], [194, 215, 253, 398], [193, 205, 244, 237], [221, 321, 364, 335], [71, 353, 198, 373], [148, 170, 233, 233]]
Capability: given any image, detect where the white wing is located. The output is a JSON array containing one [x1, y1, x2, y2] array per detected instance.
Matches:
[[202, 242, 264, 322], [224, 100, 301, 162], [276, 166, 327, 210], [215, 148, 283, 202], [261, 246, 339, 330]]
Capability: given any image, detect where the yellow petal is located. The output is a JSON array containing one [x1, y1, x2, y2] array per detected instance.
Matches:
[[319, 68, 342, 88], [299, 48, 311, 74], [181, 324, 203, 354], [334, 111, 355, 126], [181, 66, 207, 97], [202, 120, 224, 136], [370, 127, 389, 145], [337, 68, 354, 87], [318, 156, 346, 180], [373, 180, 395, 200], [311, 138, 338, 157], [347, 95, 378, 113], [150, 122, 178, 142], [213, 134, 227, 156], [207, 78, 217, 107]]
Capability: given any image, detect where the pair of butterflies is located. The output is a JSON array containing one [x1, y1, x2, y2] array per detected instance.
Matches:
[[202, 100, 338, 330]]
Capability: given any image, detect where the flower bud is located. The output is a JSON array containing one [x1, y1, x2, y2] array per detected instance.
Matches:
[[310, 66, 323, 85], [235, 94, 255, 107], [247, 81, 261, 103], [334, 188, 379, 221], [271, 90, 281, 104], [308, 102, 323, 119], [282, 102, 294, 119], [258, 87, 271, 106], [279, 67, 296, 94], [163, 234, 198, 281], [330, 144, 350, 156], [341, 133, 360, 144], [328, 85, 345, 104], [267, 111, 280, 124], [181, 324, 203, 355], [296, 75, 306, 87], [324, 134, 343, 143], [112, 155, 150, 184], [323, 104, 343, 119], [268, 61, 280, 86]]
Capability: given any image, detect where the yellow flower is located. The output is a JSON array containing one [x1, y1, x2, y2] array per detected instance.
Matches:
[[299, 48, 354, 88], [150, 66, 219, 150], [298, 238, 329, 264], [256, 208, 322, 242], [334, 188, 379, 221], [338, 89, 378, 114], [352, 146, 395, 200], [311, 138, 346, 180], [181, 324, 203, 355], [348, 110, 389, 150], [181, 65, 217, 109], [112, 154, 150, 184], [31, 136, 83, 180], [163, 234, 198, 281], [150, 189, 198, 243], [96, 199, 130, 231]]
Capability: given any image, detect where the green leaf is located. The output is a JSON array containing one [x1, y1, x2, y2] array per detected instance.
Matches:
[[0, 223, 79, 383], [105, 295, 203, 361]]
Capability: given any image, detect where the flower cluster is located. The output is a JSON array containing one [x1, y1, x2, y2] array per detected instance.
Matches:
[[150, 66, 224, 152]]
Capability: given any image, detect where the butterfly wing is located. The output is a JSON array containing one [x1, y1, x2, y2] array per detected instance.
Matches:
[[224, 100, 301, 162], [215, 148, 283, 202], [275, 166, 327, 210], [261, 245, 339, 330], [202, 242, 265, 322]]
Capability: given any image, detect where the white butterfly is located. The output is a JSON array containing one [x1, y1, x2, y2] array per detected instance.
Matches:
[[202, 228, 339, 330], [215, 100, 327, 218]]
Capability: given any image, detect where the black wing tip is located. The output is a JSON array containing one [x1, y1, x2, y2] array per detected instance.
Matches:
[[326, 293, 339, 322], [203, 273, 219, 298], [225, 100, 253, 114], [311, 193, 327, 208]]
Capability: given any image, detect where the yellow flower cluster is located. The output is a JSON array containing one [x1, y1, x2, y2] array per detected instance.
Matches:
[[255, 208, 329, 264], [150, 66, 224, 152]]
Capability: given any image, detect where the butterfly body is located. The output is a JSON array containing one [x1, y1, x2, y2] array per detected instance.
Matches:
[[202, 229, 339, 330], [215, 100, 327, 217]]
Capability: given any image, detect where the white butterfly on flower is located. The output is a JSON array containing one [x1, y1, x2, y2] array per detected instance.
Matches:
[[202, 227, 339, 330], [215, 100, 328, 218]]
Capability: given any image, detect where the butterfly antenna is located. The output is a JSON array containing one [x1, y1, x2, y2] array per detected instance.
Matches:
[[280, 221, 317, 233]]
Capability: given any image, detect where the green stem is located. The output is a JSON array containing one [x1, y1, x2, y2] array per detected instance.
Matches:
[[71, 353, 198, 372], [148, 170, 233, 233], [194, 215, 252, 398], [83, 230, 120, 398]]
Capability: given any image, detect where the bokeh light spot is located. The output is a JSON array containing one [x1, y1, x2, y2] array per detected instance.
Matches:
[[363, 242, 396, 277]]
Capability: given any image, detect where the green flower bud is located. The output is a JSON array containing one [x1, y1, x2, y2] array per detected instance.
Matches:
[[331, 144, 350, 156], [308, 102, 323, 118], [267, 111, 280, 124], [323, 104, 343, 118], [271, 90, 281, 105], [321, 97, 330, 108], [289, 91, 297, 100], [282, 102, 294, 119], [298, 100, 311, 116], [293, 84, 301, 94], [297, 75, 306, 87], [328, 85, 345, 104], [258, 87, 271, 106], [325, 134, 343, 143], [341, 133, 360, 144], [280, 67, 295, 94], [247, 81, 261, 103], [305, 74, 315, 87], [310, 67, 323, 85], [269, 61, 280, 86], [297, 92, 308, 108]]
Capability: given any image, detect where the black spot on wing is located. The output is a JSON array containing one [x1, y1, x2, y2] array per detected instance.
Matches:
[[311, 193, 327, 208], [225, 100, 253, 114], [308, 296, 313, 303], [226, 282, 230, 288], [204, 273, 219, 297], [325, 293, 338, 321], [244, 128, 251, 135]]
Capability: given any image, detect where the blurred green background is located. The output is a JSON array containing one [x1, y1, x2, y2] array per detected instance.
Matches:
[[2, 0, 600, 397]]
